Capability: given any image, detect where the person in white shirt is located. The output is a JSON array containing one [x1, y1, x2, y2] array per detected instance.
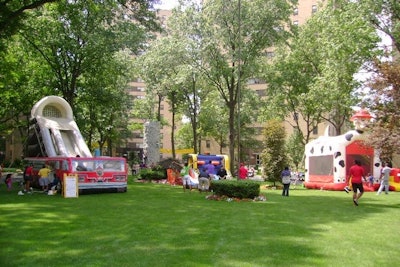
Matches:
[[377, 162, 391, 195]]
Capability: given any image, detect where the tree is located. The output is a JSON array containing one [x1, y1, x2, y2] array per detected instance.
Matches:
[[260, 119, 287, 186], [135, 36, 196, 158], [286, 130, 304, 171], [363, 60, 400, 162], [364, 0, 400, 54], [177, 0, 295, 172], [0, 0, 160, 156], [263, 0, 379, 146], [20, 1, 158, 109], [360, 0, 400, 162], [0, 0, 58, 40], [198, 90, 230, 154], [0, 34, 53, 144], [76, 50, 135, 155], [160, 4, 207, 155]]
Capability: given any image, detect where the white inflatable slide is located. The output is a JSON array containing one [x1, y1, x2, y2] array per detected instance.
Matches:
[[29, 96, 92, 157]]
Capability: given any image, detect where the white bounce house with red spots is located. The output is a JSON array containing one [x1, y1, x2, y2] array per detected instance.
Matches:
[[304, 110, 382, 191]]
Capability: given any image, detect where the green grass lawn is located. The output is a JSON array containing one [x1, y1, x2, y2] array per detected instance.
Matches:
[[0, 181, 399, 267]]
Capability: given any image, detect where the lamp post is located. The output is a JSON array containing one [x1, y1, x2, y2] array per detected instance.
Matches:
[[237, 0, 242, 179]]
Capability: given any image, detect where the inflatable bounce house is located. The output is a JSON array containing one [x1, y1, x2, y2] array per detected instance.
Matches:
[[304, 110, 381, 191], [167, 154, 231, 187], [187, 154, 231, 178]]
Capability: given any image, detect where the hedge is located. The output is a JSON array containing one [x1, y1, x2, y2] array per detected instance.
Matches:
[[210, 180, 261, 199]]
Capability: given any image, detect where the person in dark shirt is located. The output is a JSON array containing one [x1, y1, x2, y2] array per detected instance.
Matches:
[[217, 166, 227, 179]]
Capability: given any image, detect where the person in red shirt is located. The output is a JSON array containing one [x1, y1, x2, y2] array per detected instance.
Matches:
[[348, 159, 366, 206], [23, 163, 34, 193], [238, 163, 248, 179]]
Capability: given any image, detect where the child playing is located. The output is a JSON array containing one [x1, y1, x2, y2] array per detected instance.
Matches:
[[5, 173, 12, 191], [367, 173, 374, 187]]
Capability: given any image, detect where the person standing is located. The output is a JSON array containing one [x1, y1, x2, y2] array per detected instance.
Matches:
[[38, 164, 51, 192], [5, 173, 12, 191], [23, 163, 34, 193], [204, 161, 216, 179], [348, 160, 366, 206], [281, 166, 291, 197], [180, 162, 192, 192], [367, 172, 374, 188], [238, 163, 248, 179], [377, 162, 391, 195]]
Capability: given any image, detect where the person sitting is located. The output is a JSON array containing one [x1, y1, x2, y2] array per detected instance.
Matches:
[[198, 167, 210, 192], [48, 175, 61, 191], [216, 166, 227, 180]]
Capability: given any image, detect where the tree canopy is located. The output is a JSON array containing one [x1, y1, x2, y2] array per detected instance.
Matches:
[[0, 0, 160, 156]]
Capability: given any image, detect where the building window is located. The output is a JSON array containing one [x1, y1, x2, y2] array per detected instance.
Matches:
[[256, 90, 266, 97], [266, 51, 275, 58], [293, 112, 299, 121], [256, 154, 261, 165], [313, 126, 318, 135], [132, 132, 143, 138], [206, 140, 211, 148], [312, 5, 317, 13], [293, 20, 299, 26], [293, 7, 298, 15]]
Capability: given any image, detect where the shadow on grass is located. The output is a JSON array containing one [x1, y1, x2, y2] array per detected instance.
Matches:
[[0, 183, 399, 267]]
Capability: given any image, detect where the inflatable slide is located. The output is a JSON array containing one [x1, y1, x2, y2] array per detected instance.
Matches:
[[25, 96, 92, 158]]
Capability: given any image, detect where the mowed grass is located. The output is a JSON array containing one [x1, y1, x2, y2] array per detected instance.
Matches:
[[0, 181, 399, 267]]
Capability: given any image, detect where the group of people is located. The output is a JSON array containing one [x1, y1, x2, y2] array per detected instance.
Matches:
[[344, 159, 392, 206], [180, 161, 229, 192], [280, 159, 393, 203], [20, 163, 60, 194]]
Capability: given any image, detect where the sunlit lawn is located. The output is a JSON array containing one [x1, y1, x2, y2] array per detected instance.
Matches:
[[0, 180, 399, 267]]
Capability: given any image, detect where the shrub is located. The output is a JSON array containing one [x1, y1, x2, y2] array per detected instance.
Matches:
[[210, 180, 261, 199], [138, 168, 166, 181]]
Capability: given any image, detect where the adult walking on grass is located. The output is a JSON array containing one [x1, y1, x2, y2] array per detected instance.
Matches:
[[281, 166, 291, 197], [348, 160, 366, 206], [377, 162, 391, 195]]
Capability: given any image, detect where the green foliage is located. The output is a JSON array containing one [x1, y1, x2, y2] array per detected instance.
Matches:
[[138, 168, 166, 181], [210, 180, 260, 199], [360, 0, 400, 160], [286, 130, 305, 171], [169, 0, 296, 171], [260, 119, 287, 185], [0, 0, 58, 40], [363, 60, 400, 160], [262, 0, 379, 140]]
